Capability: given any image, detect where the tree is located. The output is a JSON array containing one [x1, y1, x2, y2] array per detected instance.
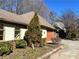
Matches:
[[0, 0, 18, 13], [49, 11, 56, 23], [61, 10, 76, 28], [24, 13, 42, 48], [61, 10, 78, 39], [0, 0, 22, 13]]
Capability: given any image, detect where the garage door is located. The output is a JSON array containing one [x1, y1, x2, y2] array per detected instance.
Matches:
[[4, 26, 15, 41]]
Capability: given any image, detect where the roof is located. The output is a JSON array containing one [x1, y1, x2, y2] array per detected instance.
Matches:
[[20, 11, 55, 29], [0, 9, 22, 24], [0, 9, 54, 29], [54, 22, 66, 31]]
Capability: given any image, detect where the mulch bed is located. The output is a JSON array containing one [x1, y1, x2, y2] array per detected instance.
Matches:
[[0, 44, 60, 59]]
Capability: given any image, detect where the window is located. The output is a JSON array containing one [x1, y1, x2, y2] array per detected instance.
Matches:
[[15, 27, 20, 39], [0, 24, 3, 40]]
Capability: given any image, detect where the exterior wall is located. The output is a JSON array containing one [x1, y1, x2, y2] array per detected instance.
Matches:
[[0, 21, 54, 42], [20, 28, 27, 39], [47, 31, 53, 43], [0, 21, 27, 41], [3, 26, 48, 41], [2, 26, 56, 43], [4, 26, 15, 41], [3, 27, 27, 41], [3, 26, 55, 42], [47, 31, 58, 43], [42, 29, 47, 38], [52, 32, 58, 39], [20, 29, 48, 40]]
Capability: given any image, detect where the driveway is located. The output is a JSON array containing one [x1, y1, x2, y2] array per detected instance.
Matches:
[[49, 40, 79, 59]]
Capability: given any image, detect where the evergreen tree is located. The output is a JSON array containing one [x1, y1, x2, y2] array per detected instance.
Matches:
[[25, 13, 42, 48]]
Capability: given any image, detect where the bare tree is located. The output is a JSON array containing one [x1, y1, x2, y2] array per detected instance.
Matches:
[[49, 11, 56, 23], [61, 10, 79, 39], [0, 0, 17, 12]]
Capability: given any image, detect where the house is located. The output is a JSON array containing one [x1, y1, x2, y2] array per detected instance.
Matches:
[[0, 9, 56, 43], [53, 22, 66, 38]]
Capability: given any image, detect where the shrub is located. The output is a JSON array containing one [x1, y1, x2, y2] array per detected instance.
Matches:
[[25, 13, 42, 48], [40, 38, 46, 47], [0, 42, 13, 56], [52, 37, 61, 44], [66, 30, 77, 40], [16, 40, 27, 48], [71, 33, 76, 38]]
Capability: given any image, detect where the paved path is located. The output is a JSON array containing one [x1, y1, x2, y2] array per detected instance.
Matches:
[[49, 40, 79, 59]]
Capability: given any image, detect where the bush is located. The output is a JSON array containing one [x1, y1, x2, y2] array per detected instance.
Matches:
[[52, 37, 61, 44], [25, 13, 42, 47], [16, 40, 27, 48], [40, 38, 46, 47], [66, 30, 77, 40], [0, 42, 13, 56], [71, 33, 76, 38]]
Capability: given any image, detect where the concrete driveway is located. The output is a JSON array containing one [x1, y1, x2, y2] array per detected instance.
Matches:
[[49, 40, 79, 59]]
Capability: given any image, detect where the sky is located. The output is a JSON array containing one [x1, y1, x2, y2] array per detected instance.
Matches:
[[44, 0, 79, 16]]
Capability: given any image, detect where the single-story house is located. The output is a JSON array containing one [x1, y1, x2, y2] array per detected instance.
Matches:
[[53, 22, 66, 38], [0, 9, 56, 43]]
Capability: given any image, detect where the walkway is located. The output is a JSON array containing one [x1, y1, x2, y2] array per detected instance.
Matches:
[[49, 40, 79, 59]]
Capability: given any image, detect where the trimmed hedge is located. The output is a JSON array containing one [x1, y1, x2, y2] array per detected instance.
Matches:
[[0, 42, 13, 56], [16, 40, 27, 48]]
